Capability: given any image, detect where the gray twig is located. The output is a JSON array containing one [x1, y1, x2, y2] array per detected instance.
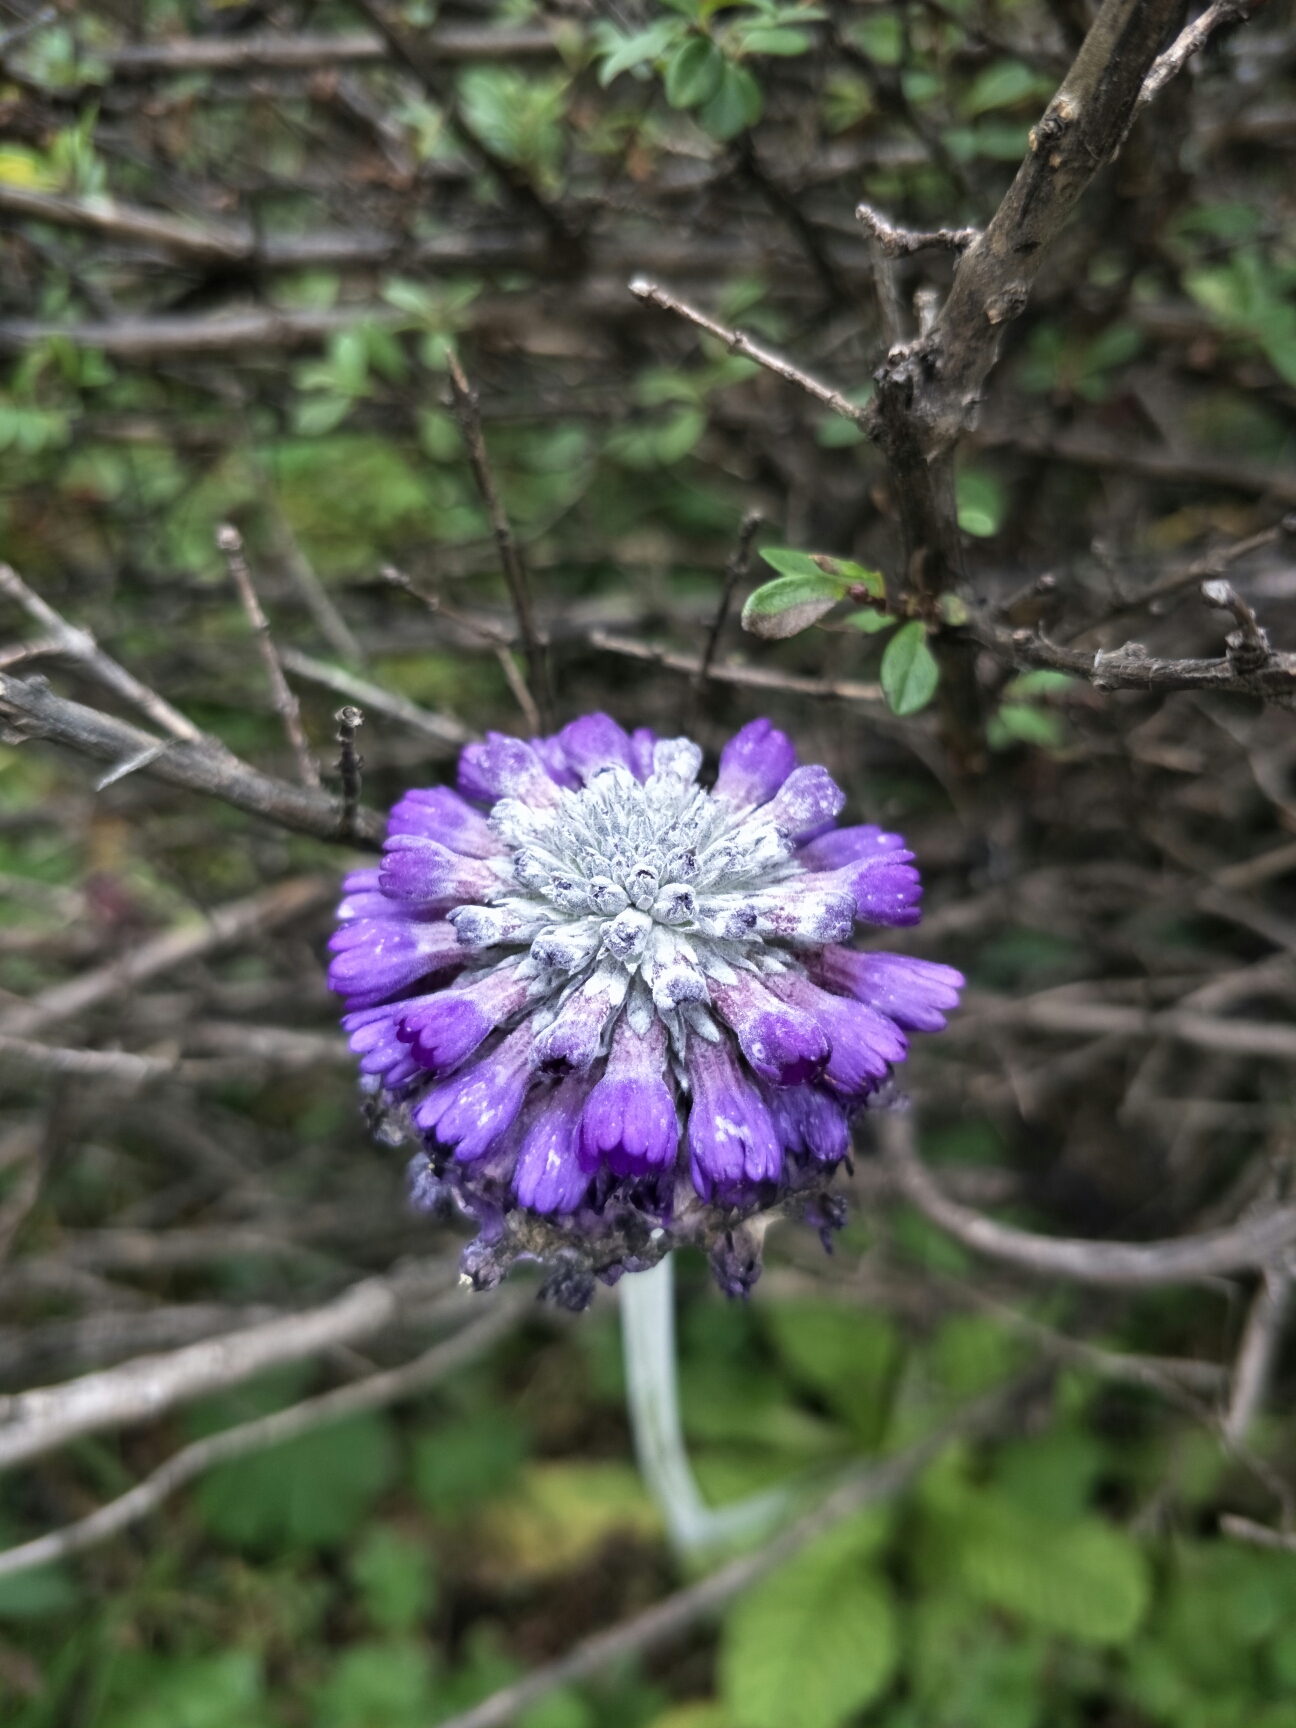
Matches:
[[588, 630, 885, 706], [0, 1294, 524, 1581], [217, 525, 320, 788], [696, 511, 764, 692], [879, 1111, 1296, 1286], [855, 203, 981, 257], [334, 706, 364, 842], [629, 281, 871, 427], [277, 647, 471, 746], [444, 355, 551, 729], [382, 563, 540, 735], [1128, 0, 1272, 136], [1220, 1513, 1296, 1551], [1223, 1265, 1294, 1444]]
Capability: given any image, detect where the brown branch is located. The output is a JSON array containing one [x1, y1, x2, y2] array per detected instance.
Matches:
[[445, 353, 551, 728], [103, 25, 559, 75], [629, 281, 871, 427], [0, 673, 385, 845], [217, 525, 320, 789], [979, 621, 1296, 707], [855, 203, 981, 258], [431, 1382, 1023, 1728], [1129, 0, 1273, 134], [1220, 1514, 1296, 1552], [1223, 1265, 1294, 1444], [696, 511, 764, 691], [0, 564, 202, 743], [0, 1035, 173, 1087], [334, 706, 364, 844], [0, 1262, 456, 1472], [0, 1294, 523, 1580], [0, 876, 332, 1040], [276, 648, 471, 747], [879, 1111, 1296, 1287], [587, 630, 886, 706]]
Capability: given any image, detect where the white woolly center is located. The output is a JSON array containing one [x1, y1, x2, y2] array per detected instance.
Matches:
[[448, 748, 809, 1048]]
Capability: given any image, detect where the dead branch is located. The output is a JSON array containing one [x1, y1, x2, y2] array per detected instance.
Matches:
[[1129, 0, 1272, 133], [277, 648, 471, 746], [696, 511, 764, 693], [1223, 1265, 1294, 1444], [217, 526, 320, 788], [0, 1293, 524, 1580], [0, 672, 385, 845], [102, 24, 558, 75], [588, 630, 886, 706], [855, 203, 981, 258], [879, 1112, 1296, 1286]]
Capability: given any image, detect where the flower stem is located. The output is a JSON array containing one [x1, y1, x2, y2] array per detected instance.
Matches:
[[620, 1253, 787, 1556]]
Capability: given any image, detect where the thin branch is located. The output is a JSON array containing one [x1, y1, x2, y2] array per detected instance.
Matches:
[[696, 512, 763, 691], [445, 354, 551, 729], [0, 1262, 456, 1472], [0, 672, 385, 845], [629, 281, 871, 427], [879, 1111, 1296, 1287], [103, 24, 558, 74], [277, 647, 471, 746], [855, 203, 981, 258], [1220, 1513, 1296, 1552], [0, 1295, 523, 1581], [0, 1034, 174, 1086], [0, 563, 202, 742], [217, 525, 320, 788], [1128, 0, 1272, 135], [1223, 1265, 1294, 1445], [588, 630, 885, 706], [334, 706, 364, 844], [381, 565, 539, 736], [431, 1381, 1025, 1728], [0, 875, 331, 1041], [953, 988, 1296, 1060]]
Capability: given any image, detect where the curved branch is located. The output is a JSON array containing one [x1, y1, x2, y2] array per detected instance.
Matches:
[[879, 1113, 1296, 1286]]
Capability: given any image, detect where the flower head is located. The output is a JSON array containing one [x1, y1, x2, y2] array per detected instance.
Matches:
[[330, 714, 962, 1305]]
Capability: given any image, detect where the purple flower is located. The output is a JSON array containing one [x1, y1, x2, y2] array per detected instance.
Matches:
[[330, 712, 962, 1303]]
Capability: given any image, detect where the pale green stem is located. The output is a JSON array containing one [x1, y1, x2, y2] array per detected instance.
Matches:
[[620, 1253, 787, 1556]]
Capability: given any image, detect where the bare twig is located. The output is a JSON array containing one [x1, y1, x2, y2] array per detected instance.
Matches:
[[1220, 1513, 1296, 1551], [696, 512, 764, 691], [879, 1111, 1296, 1286], [277, 647, 471, 746], [380, 565, 539, 735], [334, 707, 364, 843], [103, 24, 558, 74], [1128, 0, 1272, 135], [588, 630, 885, 706], [855, 203, 981, 257], [444, 354, 551, 728], [0, 1034, 173, 1086], [629, 281, 871, 427], [1223, 1265, 1294, 1445], [0, 1262, 456, 1472], [0, 876, 331, 1040], [0, 564, 202, 743], [0, 1294, 523, 1580], [0, 673, 385, 845], [431, 1381, 1025, 1728], [217, 525, 320, 788]]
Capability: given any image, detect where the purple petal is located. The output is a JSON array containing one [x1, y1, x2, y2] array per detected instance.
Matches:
[[765, 765, 846, 842], [815, 948, 964, 1031], [579, 1016, 677, 1176], [797, 823, 906, 872], [343, 992, 442, 1080], [398, 962, 531, 1073], [378, 835, 501, 906], [685, 1037, 783, 1201], [714, 719, 797, 810], [758, 1080, 850, 1163], [531, 966, 628, 1075], [387, 787, 506, 858], [413, 1024, 535, 1161], [558, 713, 635, 783], [513, 1078, 592, 1213], [457, 733, 563, 808], [765, 973, 906, 1097], [818, 856, 922, 927], [707, 971, 829, 1087], [327, 918, 464, 1007], [629, 728, 658, 782], [530, 733, 583, 790]]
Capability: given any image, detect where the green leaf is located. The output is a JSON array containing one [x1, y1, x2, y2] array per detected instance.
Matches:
[[880, 621, 939, 715], [844, 607, 896, 634], [294, 394, 355, 437], [315, 1641, 435, 1728], [596, 21, 680, 85], [1001, 669, 1077, 698], [721, 1532, 898, 1728], [758, 547, 884, 598], [196, 1413, 397, 1551], [738, 26, 812, 56], [698, 63, 762, 139], [742, 573, 845, 639], [763, 1301, 900, 1443], [413, 1411, 530, 1519], [956, 467, 1006, 537], [987, 702, 1065, 750], [961, 60, 1045, 116], [349, 1525, 437, 1632], [664, 36, 726, 108], [101, 1652, 265, 1728]]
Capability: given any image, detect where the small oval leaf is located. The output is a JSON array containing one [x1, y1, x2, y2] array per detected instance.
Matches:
[[742, 573, 844, 639], [881, 620, 940, 715]]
